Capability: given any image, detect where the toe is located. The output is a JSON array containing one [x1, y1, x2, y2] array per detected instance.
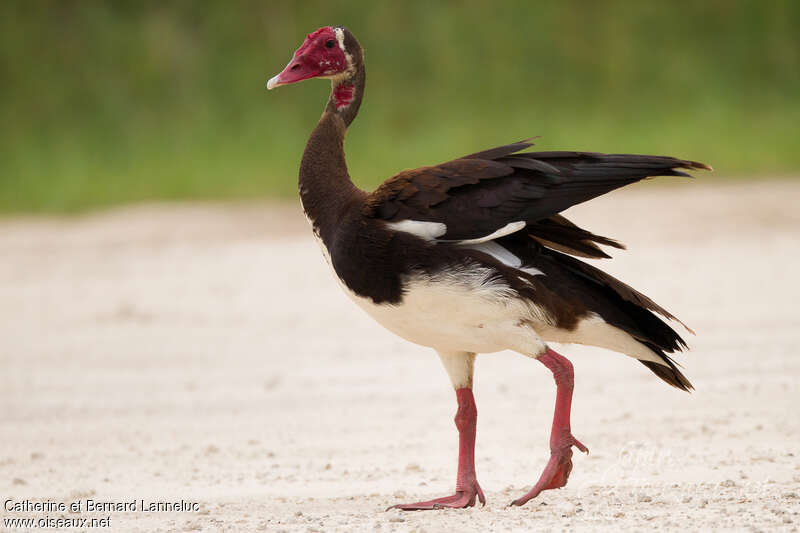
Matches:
[[388, 491, 476, 511], [573, 437, 589, 454]]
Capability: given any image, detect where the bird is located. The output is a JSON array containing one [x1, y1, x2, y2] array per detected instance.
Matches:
[[267, 26, 710, 510]]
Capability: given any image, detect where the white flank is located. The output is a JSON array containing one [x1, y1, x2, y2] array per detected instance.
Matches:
[[346, 269, 548, 356], [386, 220, 447, 240], [455, 221, 526, 245], [309, 219, 551, 355]]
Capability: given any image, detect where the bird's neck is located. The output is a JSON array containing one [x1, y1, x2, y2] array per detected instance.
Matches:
[[325, 56, 365, 128], [298, 62, 366, 238]]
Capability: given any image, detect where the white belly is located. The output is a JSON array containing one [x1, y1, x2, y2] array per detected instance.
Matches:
[[351, 275, 528, 352], [308, 221, 548, 356]]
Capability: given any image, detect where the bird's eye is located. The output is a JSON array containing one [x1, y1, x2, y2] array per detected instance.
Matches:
[[325, 39, 335, 48]]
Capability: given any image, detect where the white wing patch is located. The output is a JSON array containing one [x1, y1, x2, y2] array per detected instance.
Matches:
[[455, 221, 526, 244], [387, 219, 526, 245], [462, 241, 545, 277], [386, 219, 543, 276], [386, 220, 447, 240], [465, 241, 522, 267], [521, 266, 545, 277]]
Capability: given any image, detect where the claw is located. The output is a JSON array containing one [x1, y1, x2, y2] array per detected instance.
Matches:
[[573, 437, 589, 455]]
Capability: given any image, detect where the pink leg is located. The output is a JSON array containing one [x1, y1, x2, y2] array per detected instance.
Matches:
[[389, 388, 486, 510], [511, 348, 589, 506]]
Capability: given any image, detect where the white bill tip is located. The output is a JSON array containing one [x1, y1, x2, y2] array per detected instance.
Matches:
[[266, 75, 281, 90]]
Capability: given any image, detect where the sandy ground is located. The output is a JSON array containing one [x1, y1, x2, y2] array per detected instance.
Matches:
[[2, 180, 800, 532]]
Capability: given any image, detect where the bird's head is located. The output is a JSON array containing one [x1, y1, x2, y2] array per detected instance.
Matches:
[[267, 27, 353, 90]]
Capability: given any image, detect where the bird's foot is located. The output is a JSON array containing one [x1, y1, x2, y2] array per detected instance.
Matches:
[[510, 434, 588, 507], [388, 482, 485, 511]]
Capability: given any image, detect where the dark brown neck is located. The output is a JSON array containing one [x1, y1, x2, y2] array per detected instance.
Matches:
[[298, 30, 366, 239], [299, 112, 358, 234]]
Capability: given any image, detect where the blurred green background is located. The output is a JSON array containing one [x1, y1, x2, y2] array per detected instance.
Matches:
[[1, 1, 798, 213]]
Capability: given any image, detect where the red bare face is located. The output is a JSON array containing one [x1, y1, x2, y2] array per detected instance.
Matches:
[[267, 27, 349, 89]]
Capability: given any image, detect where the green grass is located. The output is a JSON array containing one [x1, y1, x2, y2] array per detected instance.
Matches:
[[1, 1, 798, 212]]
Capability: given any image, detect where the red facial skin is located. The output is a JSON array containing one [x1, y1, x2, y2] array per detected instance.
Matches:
[[269, 27, 348, 88]]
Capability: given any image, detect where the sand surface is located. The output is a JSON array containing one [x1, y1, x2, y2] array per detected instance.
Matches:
[[2, 181, 799, 532]]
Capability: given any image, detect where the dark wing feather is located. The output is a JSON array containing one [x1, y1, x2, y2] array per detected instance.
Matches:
[[460, 139, 538, 161], [537, 245, 695, 335], [366, 159, 513, 221], [364, 140, 711, 242], [526, 214, 625, 259]]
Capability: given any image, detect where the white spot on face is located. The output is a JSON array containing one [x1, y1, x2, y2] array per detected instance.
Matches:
[[334, 27, 346, 51], [322, 27, 355, 85], [454, 221, 526, 245], [386, 220, 447, 240]]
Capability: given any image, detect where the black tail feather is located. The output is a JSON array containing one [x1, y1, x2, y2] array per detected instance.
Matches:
[[639, 359, 693, 392]]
